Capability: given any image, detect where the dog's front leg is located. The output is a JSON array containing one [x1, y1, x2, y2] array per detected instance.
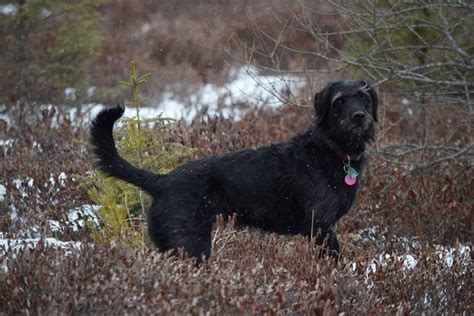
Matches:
[[313, 228, 340, 261]]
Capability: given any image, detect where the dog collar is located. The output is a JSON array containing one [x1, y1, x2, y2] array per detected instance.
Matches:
[[326, 140, 362, 186], [326, 140, 362, 163]]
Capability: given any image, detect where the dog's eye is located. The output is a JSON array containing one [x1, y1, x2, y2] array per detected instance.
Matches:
[[333, 97, 344, 106]]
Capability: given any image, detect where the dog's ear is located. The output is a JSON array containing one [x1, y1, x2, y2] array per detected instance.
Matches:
[[365, 82, 378, 122], [314, 84, 333, 126]]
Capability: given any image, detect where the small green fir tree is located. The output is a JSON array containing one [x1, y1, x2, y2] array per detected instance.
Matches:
[[85, 62, 195, 249], [1, 0, 105, 106]]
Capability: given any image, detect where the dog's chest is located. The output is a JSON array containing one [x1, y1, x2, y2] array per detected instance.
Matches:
[[301, 163, 359, 225]]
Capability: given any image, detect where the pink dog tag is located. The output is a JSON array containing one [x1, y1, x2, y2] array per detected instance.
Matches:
[[345, 175, 357, 186]]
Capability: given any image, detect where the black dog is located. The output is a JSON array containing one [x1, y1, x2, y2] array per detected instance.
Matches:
[[90, 80, 377, 261]]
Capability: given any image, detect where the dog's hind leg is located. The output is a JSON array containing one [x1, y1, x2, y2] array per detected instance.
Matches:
[[148, 205, 213, 263], [175, 218, 213, 262]]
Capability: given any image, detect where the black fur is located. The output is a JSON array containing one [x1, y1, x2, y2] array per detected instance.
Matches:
[[90, 80, 378, 261]]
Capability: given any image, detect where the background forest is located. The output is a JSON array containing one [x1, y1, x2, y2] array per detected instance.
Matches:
[[0, 1, 472, 314]]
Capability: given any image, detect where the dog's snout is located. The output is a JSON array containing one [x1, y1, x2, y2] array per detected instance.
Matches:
[[352, 111, 366, 121]]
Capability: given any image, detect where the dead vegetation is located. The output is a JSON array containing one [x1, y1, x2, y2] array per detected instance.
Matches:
[[1, 97, 471, 314], [0, 1, 472, 314]]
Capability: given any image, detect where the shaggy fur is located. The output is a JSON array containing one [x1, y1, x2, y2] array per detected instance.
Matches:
[[90, 80, 378, 261]]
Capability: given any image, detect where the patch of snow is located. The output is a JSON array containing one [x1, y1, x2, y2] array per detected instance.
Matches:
[[367, 262, 376, 275], [49, 174, 56, 187], [358, 244, 470, 289], [40, 8, 51, 18], [47, 220, 62, 232], [32, 140, 42, 151], [58, 172, 67, 186], [9, 204, 18, 221], [64, 66, 304, 125], [4, 237, 77, 252], [357, 226, 421, 251], [0, 4, 16, 15], [67, 204, 100, 231], [179, 66, 303, 120], [0, 139, 14, 155], [142, 22, 151, 34], [44, 203, 99, 233], [0, 104, 10, 126], [0, 114, 11, 126], [0, 237, 82, 271], [0, 139, 14, 147], [87, 86, 96, 98], [44, 172, 66, 190], [0, 67, 305, 127], [435, 244, 471, 268], [0, 184, 6, 202], [365, 246, 470, 274], [13, 179, 26, 199], [350, 262, 357, 271], [12, 177, 34, 199], [357, 226, 379, 241], [65, 87, 77, 101], [401, 254, 417, 270], [12, 179, 21, 190]]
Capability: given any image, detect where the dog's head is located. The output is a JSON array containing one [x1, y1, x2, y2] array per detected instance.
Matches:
[[314, 80, 378, 145]]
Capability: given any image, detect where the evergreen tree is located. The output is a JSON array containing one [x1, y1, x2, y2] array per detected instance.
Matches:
[[0, 0, 105, 107], [84, 63, 196, 249]]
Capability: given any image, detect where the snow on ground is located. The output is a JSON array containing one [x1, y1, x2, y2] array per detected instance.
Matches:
[[345, 225, 471, 288], [435, 244, 471, 269], [0, 237, 81, 256], [66, 66, 304, 124], [0, 200, 97, 272], [359, 244, 471, 275], [46, 204, 100, 233], [0, 237, 82, 272], [0, 184, 6, 202], [0, 172, 99, 236], [0, 139, 14, 155], [0, 4, 16, 16], [350, 226, 471, 286], [355, 245, 471, 290], [0, 66, 303, 130], [66, 204, 100, 231], [0, 139, 14, 147]]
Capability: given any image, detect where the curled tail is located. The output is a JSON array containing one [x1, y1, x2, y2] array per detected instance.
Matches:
[[89, 106, 161, 194]]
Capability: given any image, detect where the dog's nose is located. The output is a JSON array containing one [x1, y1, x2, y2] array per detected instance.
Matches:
[[352, 111, 366, 121]]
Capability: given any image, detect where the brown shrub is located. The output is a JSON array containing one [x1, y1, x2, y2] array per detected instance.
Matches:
[[0, 221, 470, 314], [0, 106, 92, 238], [0, 95, 471, 314]]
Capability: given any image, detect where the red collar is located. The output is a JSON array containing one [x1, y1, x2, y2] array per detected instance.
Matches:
[[326, 140, 363, 163]]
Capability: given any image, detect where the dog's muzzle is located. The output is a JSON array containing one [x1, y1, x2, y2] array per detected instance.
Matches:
[[352, 111, 366, 121]]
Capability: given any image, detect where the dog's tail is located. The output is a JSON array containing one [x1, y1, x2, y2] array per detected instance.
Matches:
[[89, 106, 161, 194]]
